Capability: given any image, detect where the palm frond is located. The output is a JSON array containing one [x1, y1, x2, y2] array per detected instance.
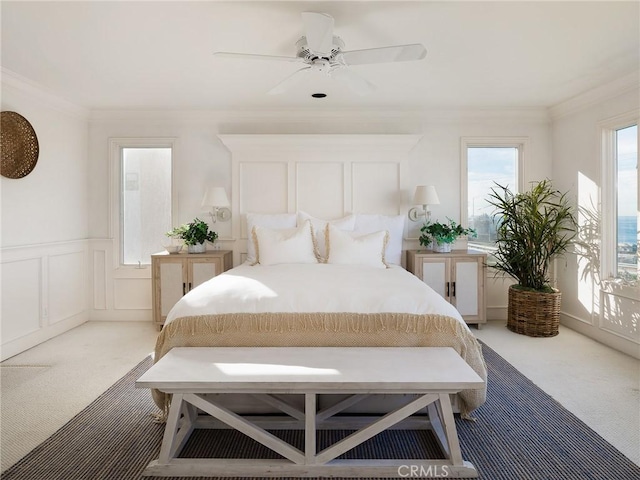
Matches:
[[487, 179, 577, 291]]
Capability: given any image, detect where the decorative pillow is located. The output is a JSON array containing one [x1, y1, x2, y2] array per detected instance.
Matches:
[[325, 224, 389, 269], [297, 211, 356, 262], [245, 213, 297, 264], [353, 214, 405, 265], [252, 219, 318, 266]]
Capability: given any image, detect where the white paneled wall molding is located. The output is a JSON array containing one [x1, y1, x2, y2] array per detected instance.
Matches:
[[89, 239, 153, 322], [218, 134, 421, 266], [1, 240, 89, 361]]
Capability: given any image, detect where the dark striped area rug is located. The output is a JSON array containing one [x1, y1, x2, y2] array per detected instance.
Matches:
[[2, 344, 638, 480]]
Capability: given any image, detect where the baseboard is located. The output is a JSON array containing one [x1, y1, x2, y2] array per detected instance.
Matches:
[[89, 310, 153, 322], [1, 312, 88, 361], [560, 312, 640, 359], [487, 306, 507, 321]]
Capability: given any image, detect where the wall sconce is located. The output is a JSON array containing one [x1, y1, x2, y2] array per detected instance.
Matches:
[[201, 187, 231, 223], [408, 185, 440, 222]]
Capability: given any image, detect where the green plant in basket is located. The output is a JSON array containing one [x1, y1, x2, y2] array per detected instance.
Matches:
[[486, 179, 577, 337]]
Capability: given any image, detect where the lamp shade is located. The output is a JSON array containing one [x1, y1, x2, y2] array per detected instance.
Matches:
[[201, 187, 230, 207], [413, 185, 440, 206]]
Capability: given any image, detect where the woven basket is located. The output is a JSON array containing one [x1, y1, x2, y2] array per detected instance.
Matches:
[[507, 285, 561, 337], [1, 111, 39, 179]]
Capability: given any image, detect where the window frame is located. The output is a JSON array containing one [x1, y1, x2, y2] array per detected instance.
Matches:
[[109, 137, 177, 272], [600, 111, 639, 284], [460, 137, 527, 252]]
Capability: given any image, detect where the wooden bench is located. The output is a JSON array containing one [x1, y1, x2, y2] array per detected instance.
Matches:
[[136, 346, 484, 478]]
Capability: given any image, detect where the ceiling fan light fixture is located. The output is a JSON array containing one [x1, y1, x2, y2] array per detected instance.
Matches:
[[214, 12, 427, 96]]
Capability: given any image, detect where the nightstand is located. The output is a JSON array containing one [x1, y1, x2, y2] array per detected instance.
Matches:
[[406, 249, 487, 328], [151, 250, 233, 329]]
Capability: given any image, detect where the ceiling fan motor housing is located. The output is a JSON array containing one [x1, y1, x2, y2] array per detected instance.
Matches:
[[296, 36, 345, 63]]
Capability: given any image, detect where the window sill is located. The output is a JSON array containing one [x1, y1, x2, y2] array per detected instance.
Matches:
[[114, 266, 151, 279]]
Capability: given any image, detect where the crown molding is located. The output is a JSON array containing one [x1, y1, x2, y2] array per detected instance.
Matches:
[[1, 68, 89, 119], [89, 106, 549, 124], [549, 70, 640, 120]]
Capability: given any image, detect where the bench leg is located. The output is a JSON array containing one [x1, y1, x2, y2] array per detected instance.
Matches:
[[428, 393, 465, 466], [158, 394, 183, 464], [145, 392, 478, 478], [305, 393, 316, 464]]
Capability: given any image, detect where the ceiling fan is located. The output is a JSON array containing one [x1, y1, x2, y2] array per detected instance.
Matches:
[[213, 12, 427, 96]]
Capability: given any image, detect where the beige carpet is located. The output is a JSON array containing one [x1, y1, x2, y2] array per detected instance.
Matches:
[[0, 321, 157, 471], [0, 319, 638, 472]]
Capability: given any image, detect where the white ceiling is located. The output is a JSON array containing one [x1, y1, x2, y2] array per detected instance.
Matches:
[[1, 1, 639, 111]]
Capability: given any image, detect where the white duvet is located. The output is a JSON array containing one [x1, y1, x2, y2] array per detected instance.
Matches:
[[165, 263, 466, 327]]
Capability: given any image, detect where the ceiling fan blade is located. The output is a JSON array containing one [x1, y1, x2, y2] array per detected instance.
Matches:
[[341, 44, 427, 65], [268, 67, 312, 95], [213, 52, 303, 63], [301, 12, 334, 56], [331, 67, 376, 96]]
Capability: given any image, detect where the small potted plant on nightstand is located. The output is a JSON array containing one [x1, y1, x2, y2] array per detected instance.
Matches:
[[166, 218, 218, 254], [419, 218, 477, 253]]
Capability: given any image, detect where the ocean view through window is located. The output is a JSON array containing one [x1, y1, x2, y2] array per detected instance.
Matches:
[[464, 144, 522, 253], [616, 124, 638, 282]]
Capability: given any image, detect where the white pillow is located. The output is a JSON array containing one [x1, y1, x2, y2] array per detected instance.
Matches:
[[325, 224, 388, 269], [245, 213, 297, 264], [253, 219, 318, 266], [297, 211, 356, 262], [353, 214, 404, 265]]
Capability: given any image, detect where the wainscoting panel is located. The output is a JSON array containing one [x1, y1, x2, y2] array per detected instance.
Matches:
[[296, 162, 344, 219], [89, 239, 152, 322], [221, 134, 422, 265], [1, 240, 88, 361], [239, 162, 289, 238], [114, 278, 152, 310], [1, 258, 41, 344], [600, 289, 639, 342], [93, 249, 107, 310], [48, 251, 86, 324], [352, 162, 400, 215]]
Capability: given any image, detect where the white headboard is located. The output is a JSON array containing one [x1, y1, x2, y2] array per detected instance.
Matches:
[[218, 134, 421, 264]]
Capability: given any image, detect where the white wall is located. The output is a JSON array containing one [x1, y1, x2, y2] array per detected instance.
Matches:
[[551, 73, 639, 358], [87, 108, 552, 321], [1, 73, 90, 359], [6, 67, 637, 359]]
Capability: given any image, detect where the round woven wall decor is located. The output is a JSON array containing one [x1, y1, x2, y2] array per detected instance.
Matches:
[[1, 111, 40, 179]]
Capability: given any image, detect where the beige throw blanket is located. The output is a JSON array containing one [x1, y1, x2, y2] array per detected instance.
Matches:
[[153, 312, 487, 418]]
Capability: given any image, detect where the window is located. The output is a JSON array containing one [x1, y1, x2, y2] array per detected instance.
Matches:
[[461, 138, 525, 252], [614, 124, 638, 282], [110, 139, 175, 267]]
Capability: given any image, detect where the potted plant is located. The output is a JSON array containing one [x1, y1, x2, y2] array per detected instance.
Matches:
[[166, 218, 218, 254], [487, 179, 577, 337], [419, 218, 477, 253]]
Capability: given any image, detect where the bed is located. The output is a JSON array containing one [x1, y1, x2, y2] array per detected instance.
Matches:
[[152, 213, 487, 419]]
